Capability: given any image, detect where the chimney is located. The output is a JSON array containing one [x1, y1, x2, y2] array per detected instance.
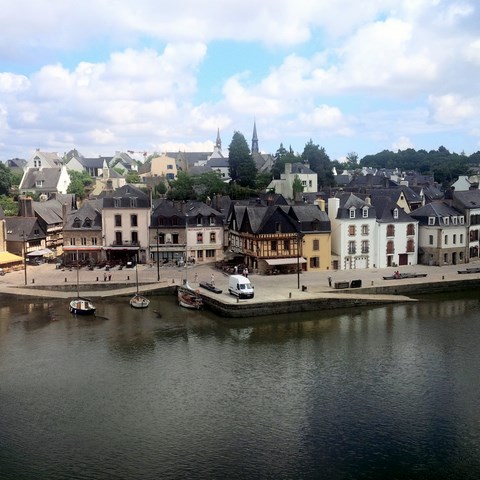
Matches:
[[62, 203, 68, 227], [18, 196, 35, 217]]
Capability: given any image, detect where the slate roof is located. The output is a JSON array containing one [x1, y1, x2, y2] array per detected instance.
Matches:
[[185, 201, 224, 226], [64, 199, 102, 230], [5, 217, 45, 241], [410, 202, 462, 226], [287, 205, 331, 232], [335, 192, 377, 219], [452, 190, 480, 209], [20, 168, 63, 192], [102, 184, 150, 208], [369, 196, 413, 223], [290, 163, 315, 175], [151, 200, 186, 227]]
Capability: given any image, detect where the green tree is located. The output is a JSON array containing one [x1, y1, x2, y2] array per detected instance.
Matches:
[[302, 140, 334, 187], [166, 171, 194, 201], [272, 143, 299, 178], [67, 171, 94, 200], [126, 171, 141, 183], [193, 171, 227, 201], [0, 162, 14, 195], [255, 172, 273, 191], [292, 175, 304, 199], [228, 131, 257, 187], [0, 195, 18, 216]]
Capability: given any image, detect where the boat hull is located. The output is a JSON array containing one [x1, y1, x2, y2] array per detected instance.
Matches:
[[130, 295, 150, 309], [69, 299, 96, 315], [178, 286, 203, 309]]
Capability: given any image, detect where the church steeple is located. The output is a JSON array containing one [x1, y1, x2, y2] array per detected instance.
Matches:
[[251, 120, 259, 154], [215, 127, 222, 150]]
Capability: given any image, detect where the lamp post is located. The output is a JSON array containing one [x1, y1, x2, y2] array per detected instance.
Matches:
[[23, 231, 27, 286], [156, 223, 160, 282], [297, 232, 302, 290]]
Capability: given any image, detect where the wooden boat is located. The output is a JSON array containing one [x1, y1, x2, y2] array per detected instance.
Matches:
[[69, 298, 96, 316], [199, 281, 222, 294], [130, 293, 150, 309], [383, 272, 427, 280], [130, 263, 150, 309], [178, 282, 203, 309], [69, 252, 96, 315], [457, 267, 480, 274]]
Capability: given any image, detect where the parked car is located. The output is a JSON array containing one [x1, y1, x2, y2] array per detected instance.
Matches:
[[0, 268, 5, 276]]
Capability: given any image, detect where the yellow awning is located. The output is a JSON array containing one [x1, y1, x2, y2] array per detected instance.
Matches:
[[0, 251, 24, 265]]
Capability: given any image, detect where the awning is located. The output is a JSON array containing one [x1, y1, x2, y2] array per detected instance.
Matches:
[[27, 248, 53, 257], [103, 246, 140, 251], [0, 252, 24, 265], [265, 257, 307, 266], [63, 246, 102, 252]]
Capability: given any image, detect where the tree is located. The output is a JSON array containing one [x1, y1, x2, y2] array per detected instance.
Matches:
[[228, 131, 257, 187], [301, 140, 335, 187], [192, 171, 227, 201], [0, 195, 18, 216], [0, 162, 14, 196], [166, 171, 194, 201], [344, 152, 359, 170], [292, 175, 304, 199], [67, 171, 94, 200], [272, 143, 299, 178], [126, 171, 141, 184]]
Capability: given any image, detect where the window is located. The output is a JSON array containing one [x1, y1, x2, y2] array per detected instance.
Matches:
[[428, 217, 435, 225], [452, 216, 458, 225], [313, 239, 319, 251], [271, 240, 277, 251], [348, 225, 356, 236], [407, 239, 415, 252], [130, 198, 137, 208], [172, 233, 179, 244], [444, 253, 448, 263], [70, 238, 76, 246], [348, 241, 356, 254], [407, 223, 415, 236], [386, 224, 395, 237], [460, 216, 464, 224], [167, 164, 174, 169], [131, 214, 138, 227], [284, 240, 290, 252], [386, 240, 394, 254], [444, 217, 449, 225], [275, 222, 281, 233], [115, 214, 122, 227], [92, 237, 98, 246], [73, 217, 81, 228], [197, 250, 203, 260], [131, 231, 138, 244], [393, 208, 399, 219], [362, 207, 368, 218], [81, 238, 87, 246], [166, 173, 175, 180], [210, 216, 216, 226], [114, 198, 121, 208], [158, 217, 165, 226], [460, 234, 464, 243], [361, 225, 369, 236], [197, 216, 202, 226], [444, 235, 448, 245], [361, 240, 369, 254], [35, 180, 43, 188], [349, 208, 355, 219], [453, 234, 457, 245], [84, 218, 92, 228], [115, 232, 122, 244], [206, 250, 215, 258], [310, 257, 320, 268], [429, 235, 433, 245], [197, 233, 203, 244], [172, 217, 178, 226], [210, 232, 216, 243]]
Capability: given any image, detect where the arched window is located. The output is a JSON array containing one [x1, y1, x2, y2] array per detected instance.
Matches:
[[386, 240, 395, 254], [386, 224, 395, 237], [407, 223, 415, 236], [407, 239, 415, 252]]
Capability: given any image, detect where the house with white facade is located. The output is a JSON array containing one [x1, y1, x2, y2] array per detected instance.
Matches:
[[101, 184, 151, 264], [370, 196, 418, 268], [452, 189, 480, 261], [410, 202, 467, 266], [19, 165, 70, 196], [267, 163, 318, 200], [328, 193, 377, 270], [25, 150, 63, 170]]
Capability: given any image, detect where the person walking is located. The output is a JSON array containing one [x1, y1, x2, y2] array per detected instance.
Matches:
[[210, 273, 215, 286], [328, 276, 332, 287]]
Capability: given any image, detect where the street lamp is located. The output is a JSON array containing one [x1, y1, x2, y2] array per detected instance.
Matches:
[[297, 232, 303, 290], [22, 230, 27, 286], [156, 223, 160, 282]]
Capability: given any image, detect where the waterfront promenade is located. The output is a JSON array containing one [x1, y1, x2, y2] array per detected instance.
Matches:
[[1, 260, 479, 314]]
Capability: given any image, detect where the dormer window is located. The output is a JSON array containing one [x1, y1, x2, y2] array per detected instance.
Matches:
[[349, 208, 356, 219], [428, 217, 435, 226], [113, 198, 121, 208], [444, 217, 449, 225], [73, 217, 81, 228], [36, 180, 43, 188], [362, 207, 368, 218], [452, 216, 458, 225], [393, 208, 399, 219], [130, 197, 137, 208], [460, 216, 464, 224], [84, 218, 92, 228], [197, 215, 202, 226], [210, 216, 216, 226]]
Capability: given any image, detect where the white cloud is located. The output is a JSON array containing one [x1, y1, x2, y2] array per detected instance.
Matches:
[[429, 94, 476, 125], [392, 136, 414, 151]]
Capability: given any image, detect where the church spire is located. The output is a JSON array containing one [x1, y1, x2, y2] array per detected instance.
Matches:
[[215, 127, 222, 150], [251, 120, 259, 154]]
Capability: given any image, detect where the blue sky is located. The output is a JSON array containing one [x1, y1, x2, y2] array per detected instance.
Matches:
[[1, 0, 479, 162]]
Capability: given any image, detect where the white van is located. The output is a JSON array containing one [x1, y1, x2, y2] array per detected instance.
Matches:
[[228, 274, 254, 299]]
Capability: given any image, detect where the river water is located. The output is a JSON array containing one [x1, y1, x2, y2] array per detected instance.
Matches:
[[1, 291, 479, 480]]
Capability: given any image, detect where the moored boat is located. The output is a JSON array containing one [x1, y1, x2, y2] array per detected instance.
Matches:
[[178, 283, 203, 309], [199, 281, 222, 294], [69, 298, 96, 315], [130, 294, 150, 309]]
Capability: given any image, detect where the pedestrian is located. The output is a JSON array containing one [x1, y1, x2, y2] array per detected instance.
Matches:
[[210, 273, 215, 286], [108, 273, 112, 281], [194, 272, 198, 283], [104, 271, 107, 282], [328, 276, 332, 287], [234, 265, 238, 274], [243, 267, 248, 278]]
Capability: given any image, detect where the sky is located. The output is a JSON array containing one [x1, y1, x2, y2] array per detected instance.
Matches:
[[1, 0, 479, 163]]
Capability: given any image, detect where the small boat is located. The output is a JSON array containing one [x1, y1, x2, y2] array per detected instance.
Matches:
[[383, 272, 427, 280], [69, 297, 96, 316], [199, 281, 222, 294], [69, 252, 96, 315], [130, 293, 150, 309], [178, 282, 203, 309], [129, 263, 150, 309], [458, 267, 480, 274]]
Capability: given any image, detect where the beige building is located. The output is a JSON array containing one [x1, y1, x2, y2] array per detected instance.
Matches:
[[140, 154, 177, 183]]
